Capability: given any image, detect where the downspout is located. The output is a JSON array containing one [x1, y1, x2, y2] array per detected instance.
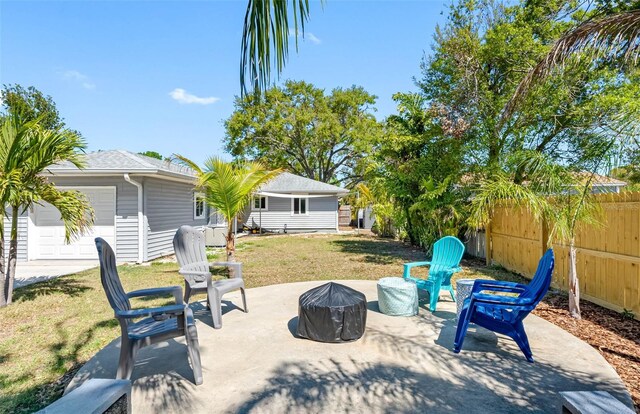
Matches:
[[124, 174, 144, 264]]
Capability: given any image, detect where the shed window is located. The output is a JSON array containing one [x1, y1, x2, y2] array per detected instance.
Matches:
[[194, 192, 206, 219], [292, 197, 308, 215], [252, 196, 268, 211]]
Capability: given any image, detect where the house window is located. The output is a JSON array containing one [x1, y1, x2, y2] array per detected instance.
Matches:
[[252, 195, 268, 211], [292, 197, 308, 215], [194, 192, 206, 219]]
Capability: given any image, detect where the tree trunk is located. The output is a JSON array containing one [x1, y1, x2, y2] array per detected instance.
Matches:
[[568, 239, 581, 319], [5, 206, 19, 306], [0, 209, 6, 307], [226, 221, 236, 278], [404, 205, 417, 246]]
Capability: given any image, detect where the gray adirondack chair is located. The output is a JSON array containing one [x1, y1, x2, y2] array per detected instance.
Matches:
[[95, 237, 203, 385], [173, 225, 247, 329]]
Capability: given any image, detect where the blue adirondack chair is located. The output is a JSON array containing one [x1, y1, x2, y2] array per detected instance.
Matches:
[[454, 249, 554, 362], [403, 236, 465, 312]]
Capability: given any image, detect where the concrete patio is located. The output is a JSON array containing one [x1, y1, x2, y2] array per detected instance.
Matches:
[[68, 280, 634, 413]]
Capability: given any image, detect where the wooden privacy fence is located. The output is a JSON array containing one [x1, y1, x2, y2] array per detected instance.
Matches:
[[485, 192, 640, 318]]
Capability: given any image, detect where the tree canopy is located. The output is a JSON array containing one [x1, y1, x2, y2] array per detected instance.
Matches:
[[224, 80, 381, 186], [1, 84, 65, 130], [138, 151, 165, 160], [357, 0, 640, 250], [418, 0, 639, 178]]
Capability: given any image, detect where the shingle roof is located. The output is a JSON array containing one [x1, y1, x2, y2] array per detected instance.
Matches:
[[258, 172, 348, 194], [574, 172, 627, 186], [46, 150, 197, 179]]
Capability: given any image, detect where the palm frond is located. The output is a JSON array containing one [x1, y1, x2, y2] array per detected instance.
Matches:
[[504, 9, 640, 120], [172, 154, 204, 175], [467, 173, 549, 230], [241, 0, 317, 95], [34, 183, 94, 243]]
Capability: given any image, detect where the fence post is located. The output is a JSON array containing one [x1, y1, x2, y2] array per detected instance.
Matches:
[[485, 221, 492, 266], [541, 218, 549, 255]]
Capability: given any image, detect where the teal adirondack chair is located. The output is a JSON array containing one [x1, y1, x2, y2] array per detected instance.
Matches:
[[403, 236, 465, 312]]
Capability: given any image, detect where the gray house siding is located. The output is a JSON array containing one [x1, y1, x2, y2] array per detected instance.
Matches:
[[243, 195, 338, 231], [49, 176, 140, 262], [3, 212, 28, 262], [144, 177, 207, 260]]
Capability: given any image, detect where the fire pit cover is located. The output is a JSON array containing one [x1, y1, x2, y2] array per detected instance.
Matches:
[[296, 282, 367, 343]]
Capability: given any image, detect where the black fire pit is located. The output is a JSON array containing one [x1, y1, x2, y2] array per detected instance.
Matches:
[[296, 282, 367, 343]]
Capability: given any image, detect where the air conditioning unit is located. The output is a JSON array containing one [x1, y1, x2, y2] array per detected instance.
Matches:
[[205, 226, 227, 247]]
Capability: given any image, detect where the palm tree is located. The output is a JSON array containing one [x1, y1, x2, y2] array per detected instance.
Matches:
[[241, 0, 319, 95], [546, 176, 603, 319], [504, 8, 640, 119], [176, 155, 280, 261], [0, 114, 94, 306]]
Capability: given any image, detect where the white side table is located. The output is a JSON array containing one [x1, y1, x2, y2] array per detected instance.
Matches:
[[455, 279, 476, 320]]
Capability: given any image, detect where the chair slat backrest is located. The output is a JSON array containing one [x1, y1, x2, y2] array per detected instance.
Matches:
[[431, 236, 465, 267], [521, 249, 555, 305], [95, 238, 131, 313], [173, 226, 209, 273], [429, 236, 465, 285]]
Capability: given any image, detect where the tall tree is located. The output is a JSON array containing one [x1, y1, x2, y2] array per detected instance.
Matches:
[[225, 80, 380, 186], [175, 155, 280, 262], [419, 0, 638, 177], [0, 114, 93, 306], [373, 92, 467, 248]]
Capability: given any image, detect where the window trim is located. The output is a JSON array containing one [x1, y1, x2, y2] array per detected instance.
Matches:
[[291, 195, 309, 216], [251, 195, 269, 211], [193, 192, 206, 220]]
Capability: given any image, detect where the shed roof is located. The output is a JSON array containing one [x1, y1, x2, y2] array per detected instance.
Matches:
[[258, 172, 348, 194]]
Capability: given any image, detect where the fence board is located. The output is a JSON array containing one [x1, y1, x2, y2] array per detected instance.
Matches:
[[485, 192, 640, 318]]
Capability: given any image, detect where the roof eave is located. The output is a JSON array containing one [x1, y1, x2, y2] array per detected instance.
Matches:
[[42, 168, 197, 183]]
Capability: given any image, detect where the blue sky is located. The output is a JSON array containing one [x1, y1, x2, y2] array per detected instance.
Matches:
[[1, 0, 449, 164]]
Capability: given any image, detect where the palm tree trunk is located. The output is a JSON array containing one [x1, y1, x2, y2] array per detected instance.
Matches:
[[568, 238, 581, 319], [0, 209, 6, 307], [226, 220, 237, 278], [5, 206, 19, 306]]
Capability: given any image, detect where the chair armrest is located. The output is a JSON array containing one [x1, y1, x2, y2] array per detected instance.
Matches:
[[403, 262, 430, 279], [209, 261, 241, 268], [403, 261, 431, 269], [471, 280, 526, 294], [127, 286, 183, 304], [116, 304, 186, 319], [470, 293, 534, 307], [451, 266, 462, 273]]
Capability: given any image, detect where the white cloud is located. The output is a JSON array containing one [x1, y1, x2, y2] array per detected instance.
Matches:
[[169, 88, 220, 105], [306, 32, 322, 45], [60, 70, 95, 90], [289, 29, 321, 45]]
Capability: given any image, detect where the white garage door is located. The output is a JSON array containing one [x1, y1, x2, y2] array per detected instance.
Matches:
[[32, 187, 116, 259]]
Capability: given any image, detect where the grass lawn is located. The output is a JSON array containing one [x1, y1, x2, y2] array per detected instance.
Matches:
[[0, 233, 636, 412]]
